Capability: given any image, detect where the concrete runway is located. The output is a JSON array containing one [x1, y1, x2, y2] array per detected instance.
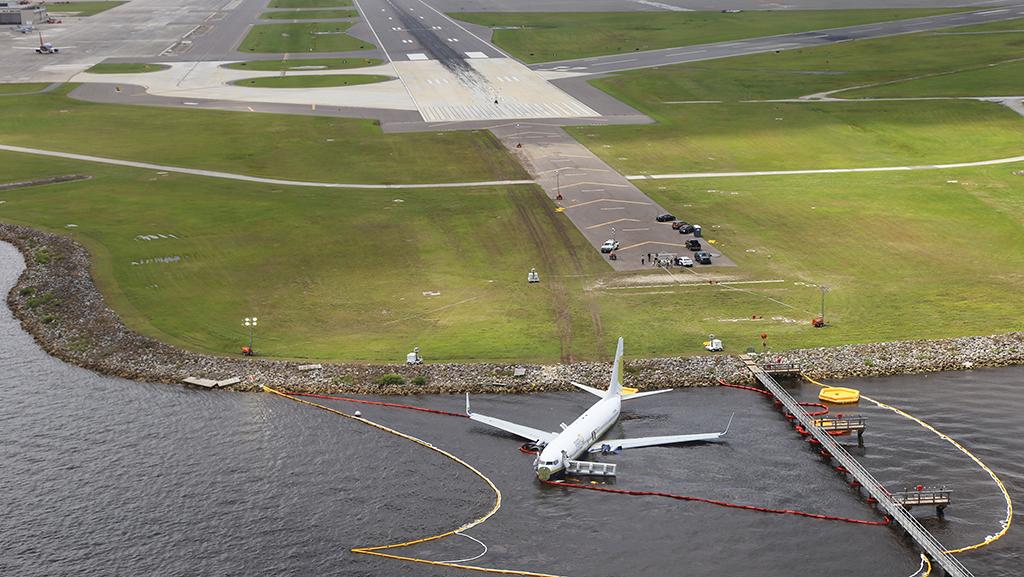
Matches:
[[352, 0, 599, 121]]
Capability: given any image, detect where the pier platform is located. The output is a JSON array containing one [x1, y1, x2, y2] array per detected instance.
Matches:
[[739, 355, 972, 577]]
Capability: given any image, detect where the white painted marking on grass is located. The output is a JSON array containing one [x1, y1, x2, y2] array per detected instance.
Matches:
[[0, 145, 537, 190], [627, 155, 1024, 180]]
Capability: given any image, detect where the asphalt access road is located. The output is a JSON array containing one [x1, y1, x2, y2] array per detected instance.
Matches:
[[531, 5, 1024, 75], [491, 123, 734, 272]]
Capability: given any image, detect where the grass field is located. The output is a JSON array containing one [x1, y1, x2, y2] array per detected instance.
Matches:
[[567, 18, 1024, 176], [48, 1, 125, 16], [267, 0, 352, 8], [617, 165, 1024, 353], [451, 9, 966, 63], [2, 151, 1021, 362], [232, 74, 391, 88], [224, 58, 381, 71], [238, 22, 372, 53], [85, 63, 170, 74], [261, 9, 357, 19], [0, 152, 606, 363], [841, 59, 1024, 98], [578, 18, 1024, 103], [0, 83, 50, 94], [571, 100, 1024, 176], [0, 85, 525, 185]]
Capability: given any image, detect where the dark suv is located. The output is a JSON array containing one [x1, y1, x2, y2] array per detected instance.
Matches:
[[685, 239, 701, 251], [694, 251, 713, 264]]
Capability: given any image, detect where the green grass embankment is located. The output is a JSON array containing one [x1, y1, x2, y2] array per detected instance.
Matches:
[[85, 63, 170, 74], [268, 0, 351, 7], [224, 58, 381, 71], [568, 18, 1024, 176], [0, 152, 605, 362], [0, 85, 525, 185], [451, 8, 967, 63], [232, 75, 391, 88], [261, 9, 357, 19], [0, 83, 51, 95], [239, 22, 372, 53], [2, 152, 1022, 361]]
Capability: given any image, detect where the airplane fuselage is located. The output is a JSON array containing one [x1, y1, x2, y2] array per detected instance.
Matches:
[[535, 396, 620, 480]]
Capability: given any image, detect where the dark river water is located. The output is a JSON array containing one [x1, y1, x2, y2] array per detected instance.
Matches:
[[0, 240, 1019, 577]]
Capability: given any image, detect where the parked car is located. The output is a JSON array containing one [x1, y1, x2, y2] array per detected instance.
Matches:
[[685, 239, 702, 251], [694, 251, 713, 264], [676, 223, 695, 234], [600, 239, 620, 253], [655, 213, 676, 222], [671, 220, 688, 230], [677, 256, 694, 267]]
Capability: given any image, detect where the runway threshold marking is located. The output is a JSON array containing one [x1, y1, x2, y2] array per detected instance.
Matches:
[[585, 218, 641, 229]]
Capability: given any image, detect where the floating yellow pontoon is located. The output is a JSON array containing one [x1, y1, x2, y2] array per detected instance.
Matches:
[[818, 386, 860, 404]]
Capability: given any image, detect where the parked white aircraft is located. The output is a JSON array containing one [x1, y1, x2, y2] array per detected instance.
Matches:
[[467, 337, 731, 480]]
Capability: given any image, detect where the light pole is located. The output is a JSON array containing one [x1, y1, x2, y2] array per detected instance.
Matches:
[[819, 285, 830, 324], [243, 317, 258, 355]]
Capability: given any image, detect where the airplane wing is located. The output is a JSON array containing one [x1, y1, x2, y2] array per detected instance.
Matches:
[[589, 415, 733, 453], [571, 381, 606, 398], [466, 394, 557, 445], [621, 388, 673, 400]]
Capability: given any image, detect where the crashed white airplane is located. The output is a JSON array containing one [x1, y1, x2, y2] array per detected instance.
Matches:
[[467, 337, 731, 480]]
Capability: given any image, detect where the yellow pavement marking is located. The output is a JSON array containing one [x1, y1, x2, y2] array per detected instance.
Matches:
[[585, 218, 641, 229]]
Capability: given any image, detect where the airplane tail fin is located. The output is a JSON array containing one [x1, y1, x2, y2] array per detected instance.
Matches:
[[606, 337, 625, 398]]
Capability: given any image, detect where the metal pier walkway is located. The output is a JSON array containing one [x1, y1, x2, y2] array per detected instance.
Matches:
[[741, 356, 974, 577]]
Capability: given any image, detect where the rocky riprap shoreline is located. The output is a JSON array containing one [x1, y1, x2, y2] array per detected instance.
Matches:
[[2, 222, 1022, 395]]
